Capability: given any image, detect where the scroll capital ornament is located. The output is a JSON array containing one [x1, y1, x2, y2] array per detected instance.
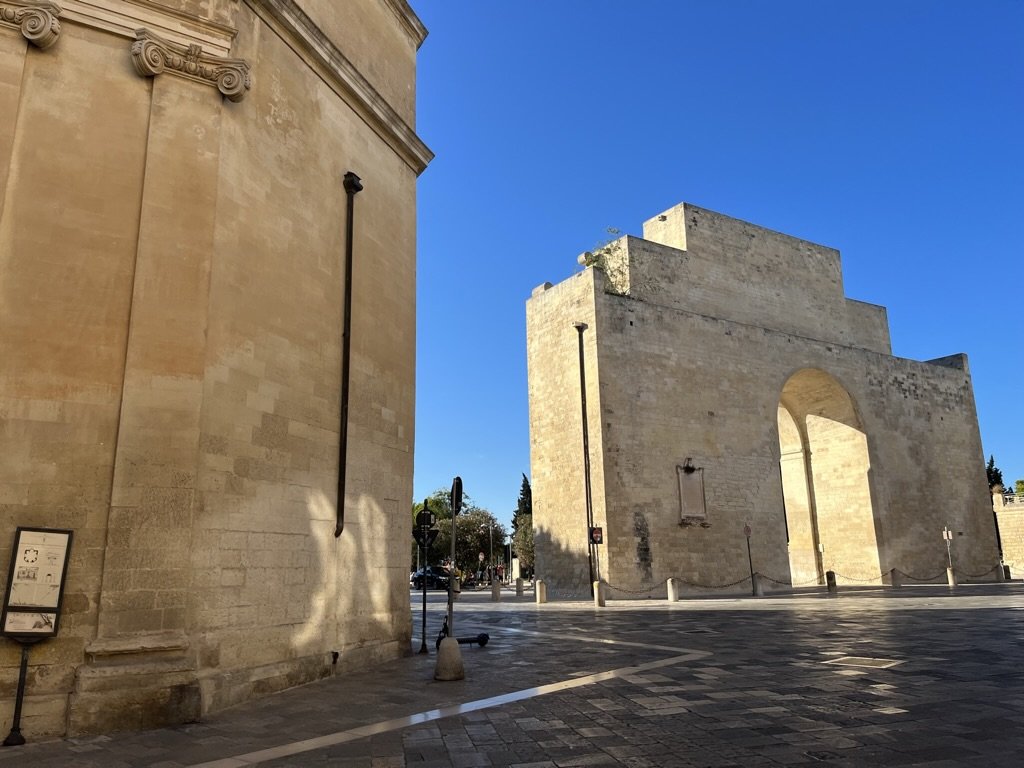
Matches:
[[131, 28, 250, 103], [0, 1, 62, 50]]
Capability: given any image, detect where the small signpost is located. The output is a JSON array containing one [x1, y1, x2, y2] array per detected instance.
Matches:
[[743, 523, 756, 597], [2, 526, 73, 747], [414, 505, 438, 654], [447, 477, 462, 636]]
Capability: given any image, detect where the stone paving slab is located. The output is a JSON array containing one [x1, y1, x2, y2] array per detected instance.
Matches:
[[3, 584, 1024, 766]]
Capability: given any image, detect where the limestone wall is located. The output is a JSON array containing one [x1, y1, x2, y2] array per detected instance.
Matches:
[[995, 495, 1024, 574], [528, 203, 999, 598], [526, 274, 606, 597], [0, 0, 429, 738]]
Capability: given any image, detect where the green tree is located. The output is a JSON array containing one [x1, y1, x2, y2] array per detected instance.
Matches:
[[511, 474, 534, 577], [451, 507, 507, 581], [512, 516, 534, 576], [1015, 479, 1024, 496], [410, 487, 506, 579], [515, 473, 532, 519], [987, 455, 1005, 491]]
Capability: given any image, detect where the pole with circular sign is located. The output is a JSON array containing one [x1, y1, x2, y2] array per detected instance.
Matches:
[[413, 503, 437, 654]]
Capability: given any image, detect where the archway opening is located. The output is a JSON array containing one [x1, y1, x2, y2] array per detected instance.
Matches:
[[778, 369, 880, 585]]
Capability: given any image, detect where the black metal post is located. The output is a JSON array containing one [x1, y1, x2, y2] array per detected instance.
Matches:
[[3, 644, 30, 746], [746, 536, 756, 597], [574, 322, 596, 597], [420, 499, 429, 654], [336, 171, 363, 538]]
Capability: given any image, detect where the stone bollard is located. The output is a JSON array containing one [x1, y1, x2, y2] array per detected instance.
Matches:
[[947, 567, 957, 587], [491, 580, 501, 602], [434, 637, 465, 681], [752, 573, 764, 597], [594, 580, 605, 608], [536, 579, 547, 604], [667, 577, 679, 602], [889, 568, 902, 589], [515, 577, 524, 596], [825, 570, 837, 595]]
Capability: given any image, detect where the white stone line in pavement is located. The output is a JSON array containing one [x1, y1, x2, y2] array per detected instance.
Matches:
[[184, 645, 709, 767]]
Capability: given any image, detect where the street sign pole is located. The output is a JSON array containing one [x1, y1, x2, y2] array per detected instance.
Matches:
[[744, 523, 755, 596], [448, 477, 462, 637], [415, 502, 436, 654]]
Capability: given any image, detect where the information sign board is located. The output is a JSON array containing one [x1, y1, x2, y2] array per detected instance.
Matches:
[[1, 527, 73, 639]]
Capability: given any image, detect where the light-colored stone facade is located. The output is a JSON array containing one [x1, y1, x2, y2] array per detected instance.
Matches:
[[994, 493, 1024, 575], [527, 203, 1000, 599], [0, 0, 431, 738]]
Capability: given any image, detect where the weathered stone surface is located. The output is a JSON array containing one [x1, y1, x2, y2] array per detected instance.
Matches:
[[0, 0, 429, 739], [994, 493, 1024, 575], [528, 203, 999, 598]]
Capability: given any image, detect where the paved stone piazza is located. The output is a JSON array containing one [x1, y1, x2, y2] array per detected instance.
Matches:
[[3, 584, 1023, 767]]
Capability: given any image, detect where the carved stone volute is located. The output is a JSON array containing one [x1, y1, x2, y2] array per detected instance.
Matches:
[[0, 1, 62, 49], [131, 28, 250, 103]]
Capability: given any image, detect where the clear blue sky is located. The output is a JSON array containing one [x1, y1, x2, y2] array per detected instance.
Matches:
[[411, 1, 1024, 529]]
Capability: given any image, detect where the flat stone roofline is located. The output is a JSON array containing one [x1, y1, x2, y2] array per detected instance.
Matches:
[[642, 201, 836, 254]]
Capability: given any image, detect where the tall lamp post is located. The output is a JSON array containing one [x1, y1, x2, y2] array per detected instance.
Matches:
[[480, 524, 494, 584], [574, 321, 596, 596]]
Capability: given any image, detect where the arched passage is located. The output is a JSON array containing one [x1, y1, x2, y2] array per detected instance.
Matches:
[[778, 369, 880, 585]]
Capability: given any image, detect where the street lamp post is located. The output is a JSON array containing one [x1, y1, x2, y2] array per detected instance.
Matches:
[[481, 523, 494, 584], [574, 321, 596, 596]]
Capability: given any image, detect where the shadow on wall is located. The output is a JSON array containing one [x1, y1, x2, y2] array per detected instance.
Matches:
[[533, 524, 593, 600], [291, 489, 402, 669]]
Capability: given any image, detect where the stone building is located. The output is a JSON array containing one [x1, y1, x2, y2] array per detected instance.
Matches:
[[527, 202, 1000, 598], [0, 0, 430, 737], [994, 491, 1024, 575]]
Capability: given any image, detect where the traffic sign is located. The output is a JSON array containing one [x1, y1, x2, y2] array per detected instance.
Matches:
[[413, 527, 438, 547], [416, 510, 435, 528], [451, 476, 463, 515]]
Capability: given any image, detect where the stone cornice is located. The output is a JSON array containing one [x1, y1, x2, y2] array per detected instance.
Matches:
[[0, 0, 62, 49], [247, 0, 433, 175], [381, 0, 427, 50], [58, 0, 236, 56], [131, 28, 250, 102]]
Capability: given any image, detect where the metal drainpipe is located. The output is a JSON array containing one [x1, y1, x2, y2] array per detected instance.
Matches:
[[574, 322, 596, 596], [336, 171, 363, 537]]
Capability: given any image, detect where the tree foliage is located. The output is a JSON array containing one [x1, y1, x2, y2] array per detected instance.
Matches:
[[513, 515, 534, 575], [1015, 479, 1024, 496], [515, 473, 532, 520], [410, 487, 506, 577], [987, 455, 1005, 491], [511, 474, 534, 576]]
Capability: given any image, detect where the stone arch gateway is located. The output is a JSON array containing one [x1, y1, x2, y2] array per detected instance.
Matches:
[[527, 202, 1000, 598], [778, 368, 879, 586]]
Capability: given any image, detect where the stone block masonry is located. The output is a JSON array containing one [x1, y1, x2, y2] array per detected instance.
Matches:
[[528, 203, 999, 598], [0, 0, 431, 738]]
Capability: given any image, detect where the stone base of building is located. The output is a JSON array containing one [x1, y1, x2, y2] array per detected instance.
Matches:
[[65, 634, 410, 736], [68, 631, 200, 736]]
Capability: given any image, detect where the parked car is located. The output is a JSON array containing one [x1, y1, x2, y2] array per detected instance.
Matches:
[[410, 567, 450, 590]]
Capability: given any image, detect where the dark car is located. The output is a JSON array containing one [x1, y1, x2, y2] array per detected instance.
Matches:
[[410, 567, 449, 590]]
